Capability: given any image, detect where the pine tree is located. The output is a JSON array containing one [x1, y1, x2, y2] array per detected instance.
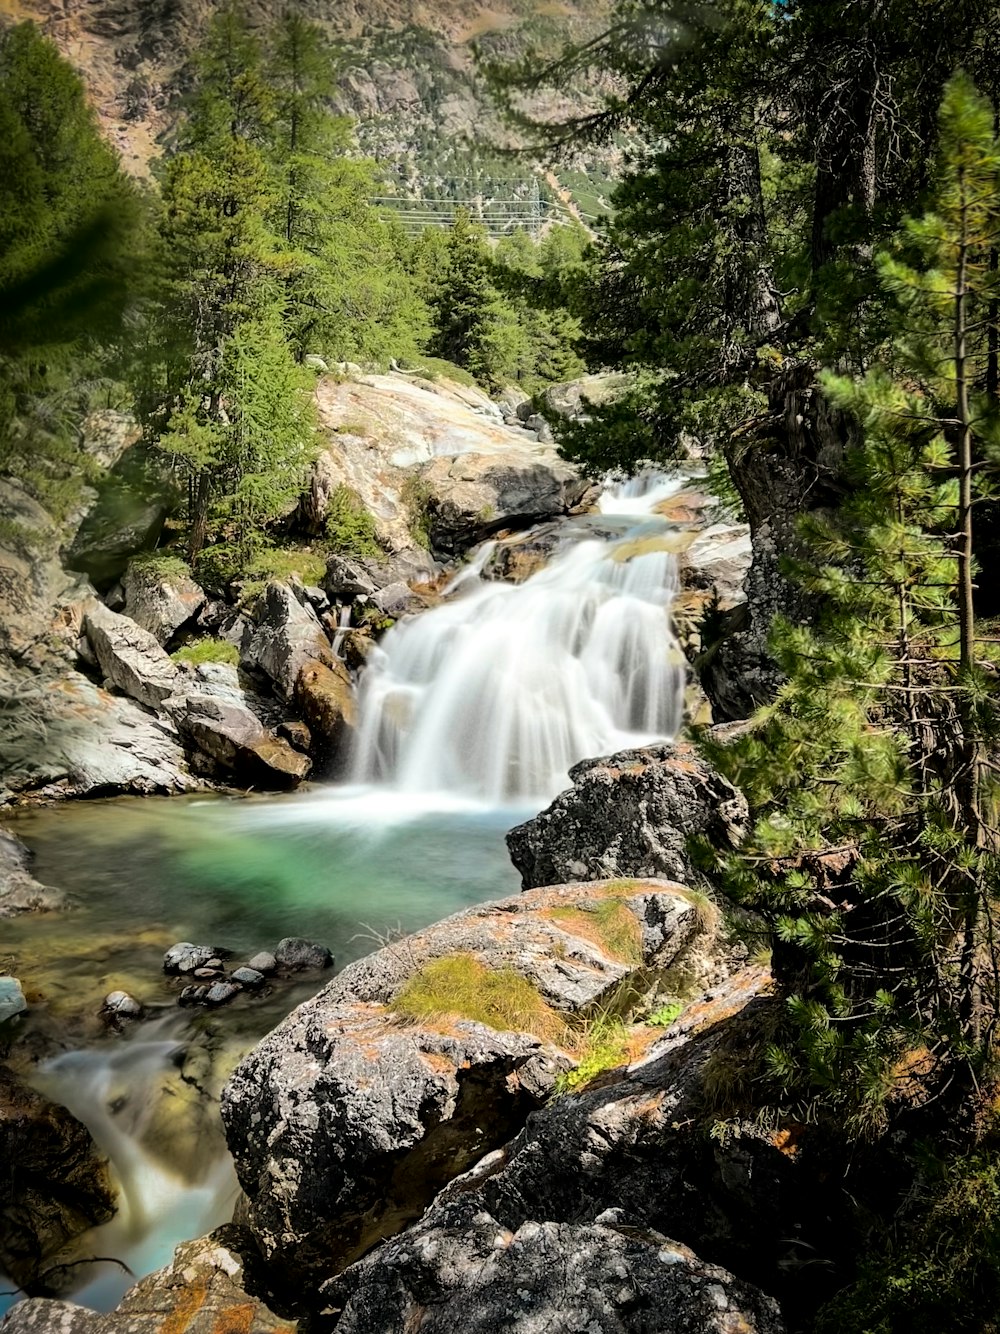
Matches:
[[147, 5, 313, 568], [266, 14, 429, 366], [704, 75, 1000, 1130]]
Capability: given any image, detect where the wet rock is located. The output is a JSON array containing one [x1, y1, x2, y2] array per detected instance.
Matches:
[[178, 985, 208, 1006], [121, 561, 206, 645], [166, 690, 312, 789], [1, 1225, 296, 1333], [83, 601, 180, 710], [0, 977, 27, 1024], [416, 451, 595, 558], [507, 741, 749, 889], [324, 1197, 786, 1334], [323, 550, 438, 606], [222, 880, 712, 1286], [193, 967, 219, 979], [231, 967, 265, 988], [0, 829, 65, 917], [101, 990, 142, 1019], [369, 579, 425, 619], [205, 981, 240, 1006], [247, 951, 277, 975], [0, 1066, 117, 1291], [163, 943, 222, 975], [293, 659, 355, 772], [240, 581, 334, 700], [277, 718, 312, 752], [274, 937, 333, 972]]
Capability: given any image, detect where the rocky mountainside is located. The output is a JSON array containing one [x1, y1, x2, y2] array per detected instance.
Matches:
[[3, 0, 614, 205]]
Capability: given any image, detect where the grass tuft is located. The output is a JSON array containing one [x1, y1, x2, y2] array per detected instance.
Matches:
[[547, 898, 643, 966], [171, 637, 239, 667], [389, 953, 566, 1044]]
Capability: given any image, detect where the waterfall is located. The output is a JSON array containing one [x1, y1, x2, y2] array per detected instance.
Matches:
[[351, 475, 689, 804]]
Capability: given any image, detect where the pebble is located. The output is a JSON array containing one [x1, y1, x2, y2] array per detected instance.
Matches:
[[193, 968, 221, 979], [231, 967, 265, 988], [102, 990, 142, 1018], [164, 943, 223, 975], [274, 937, 333, 972], [205, 982, 241, 1006], [247, 952, 277, 975], [179, 985, 208, 1006], [0, 977, 27, 1025]]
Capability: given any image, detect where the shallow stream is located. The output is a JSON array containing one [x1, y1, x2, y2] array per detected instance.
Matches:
[[1, 471, 693, 1315]]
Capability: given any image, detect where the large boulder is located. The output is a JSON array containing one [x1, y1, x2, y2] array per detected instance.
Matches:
[[65, 441, 179, 589], [323, 549, 437, 607], [166, 692, 311, 789], [324, 1198, 785, 1334], [541, 372, 631, 421], [240, 582, 333, 700], [0, 1066, 117, 1291], [222, 878, 712, 1289], [416, 451, 595, 557], [323, 968, 800, 1334], [1, 1226, 295, 1333], [0, 829, 64, 917], [507, 742, 749, 890], [83, 601, 180, 709], [0, 479, 78, 667], [294, 658, 355, 772], [121, 560, 206, 645], [0, 666, 197, 804]]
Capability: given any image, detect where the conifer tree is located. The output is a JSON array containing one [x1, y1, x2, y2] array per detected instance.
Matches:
[[266, 14, 429, 366], [704, 75, 1000, 1128], [148, 5, 313, 568]]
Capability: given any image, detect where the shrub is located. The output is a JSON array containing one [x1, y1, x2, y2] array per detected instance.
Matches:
[[326, 483, 381, 557], [401, 475, 434, 550]]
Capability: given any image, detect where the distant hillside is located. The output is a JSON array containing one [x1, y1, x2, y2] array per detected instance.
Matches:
[[1, 0, 617, 222]]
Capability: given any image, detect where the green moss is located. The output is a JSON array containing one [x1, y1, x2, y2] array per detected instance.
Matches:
[[127, 550, 192, 580], [171, 637, 239, 667], [326, 484, 381, 557], [547, 898, 643, 966], [401, 476, 434, 550], [389, 953, 566, 1044], [398, 355, 478, 388]]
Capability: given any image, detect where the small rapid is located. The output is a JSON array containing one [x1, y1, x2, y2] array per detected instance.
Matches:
[[351, 473, 689, 804]]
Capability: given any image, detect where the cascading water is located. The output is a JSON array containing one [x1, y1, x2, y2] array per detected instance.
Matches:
[[351, 474, 689, 803]]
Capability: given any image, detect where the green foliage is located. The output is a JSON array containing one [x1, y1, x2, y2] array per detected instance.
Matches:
[[554, 1016, 631, 1094], [702, 77, 1000, 1131], [648, 1001, 684, 1028], [0, 23, 145, 518], [548, 898, 643, 966], [325, 484, 381, 557], [401, 475, 434, 550], [171, 637, 240, 667], [817, 1150, 1000, 1334], [127, 551, 193, 581]]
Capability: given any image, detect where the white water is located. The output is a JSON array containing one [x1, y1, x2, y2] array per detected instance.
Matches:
[[351, 474, 689, 804]]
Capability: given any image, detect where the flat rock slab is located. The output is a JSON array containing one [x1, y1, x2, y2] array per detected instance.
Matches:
[[221, 879, 713, 1288], [83, 601, 180, 710], [0, 829, 64, 917]]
